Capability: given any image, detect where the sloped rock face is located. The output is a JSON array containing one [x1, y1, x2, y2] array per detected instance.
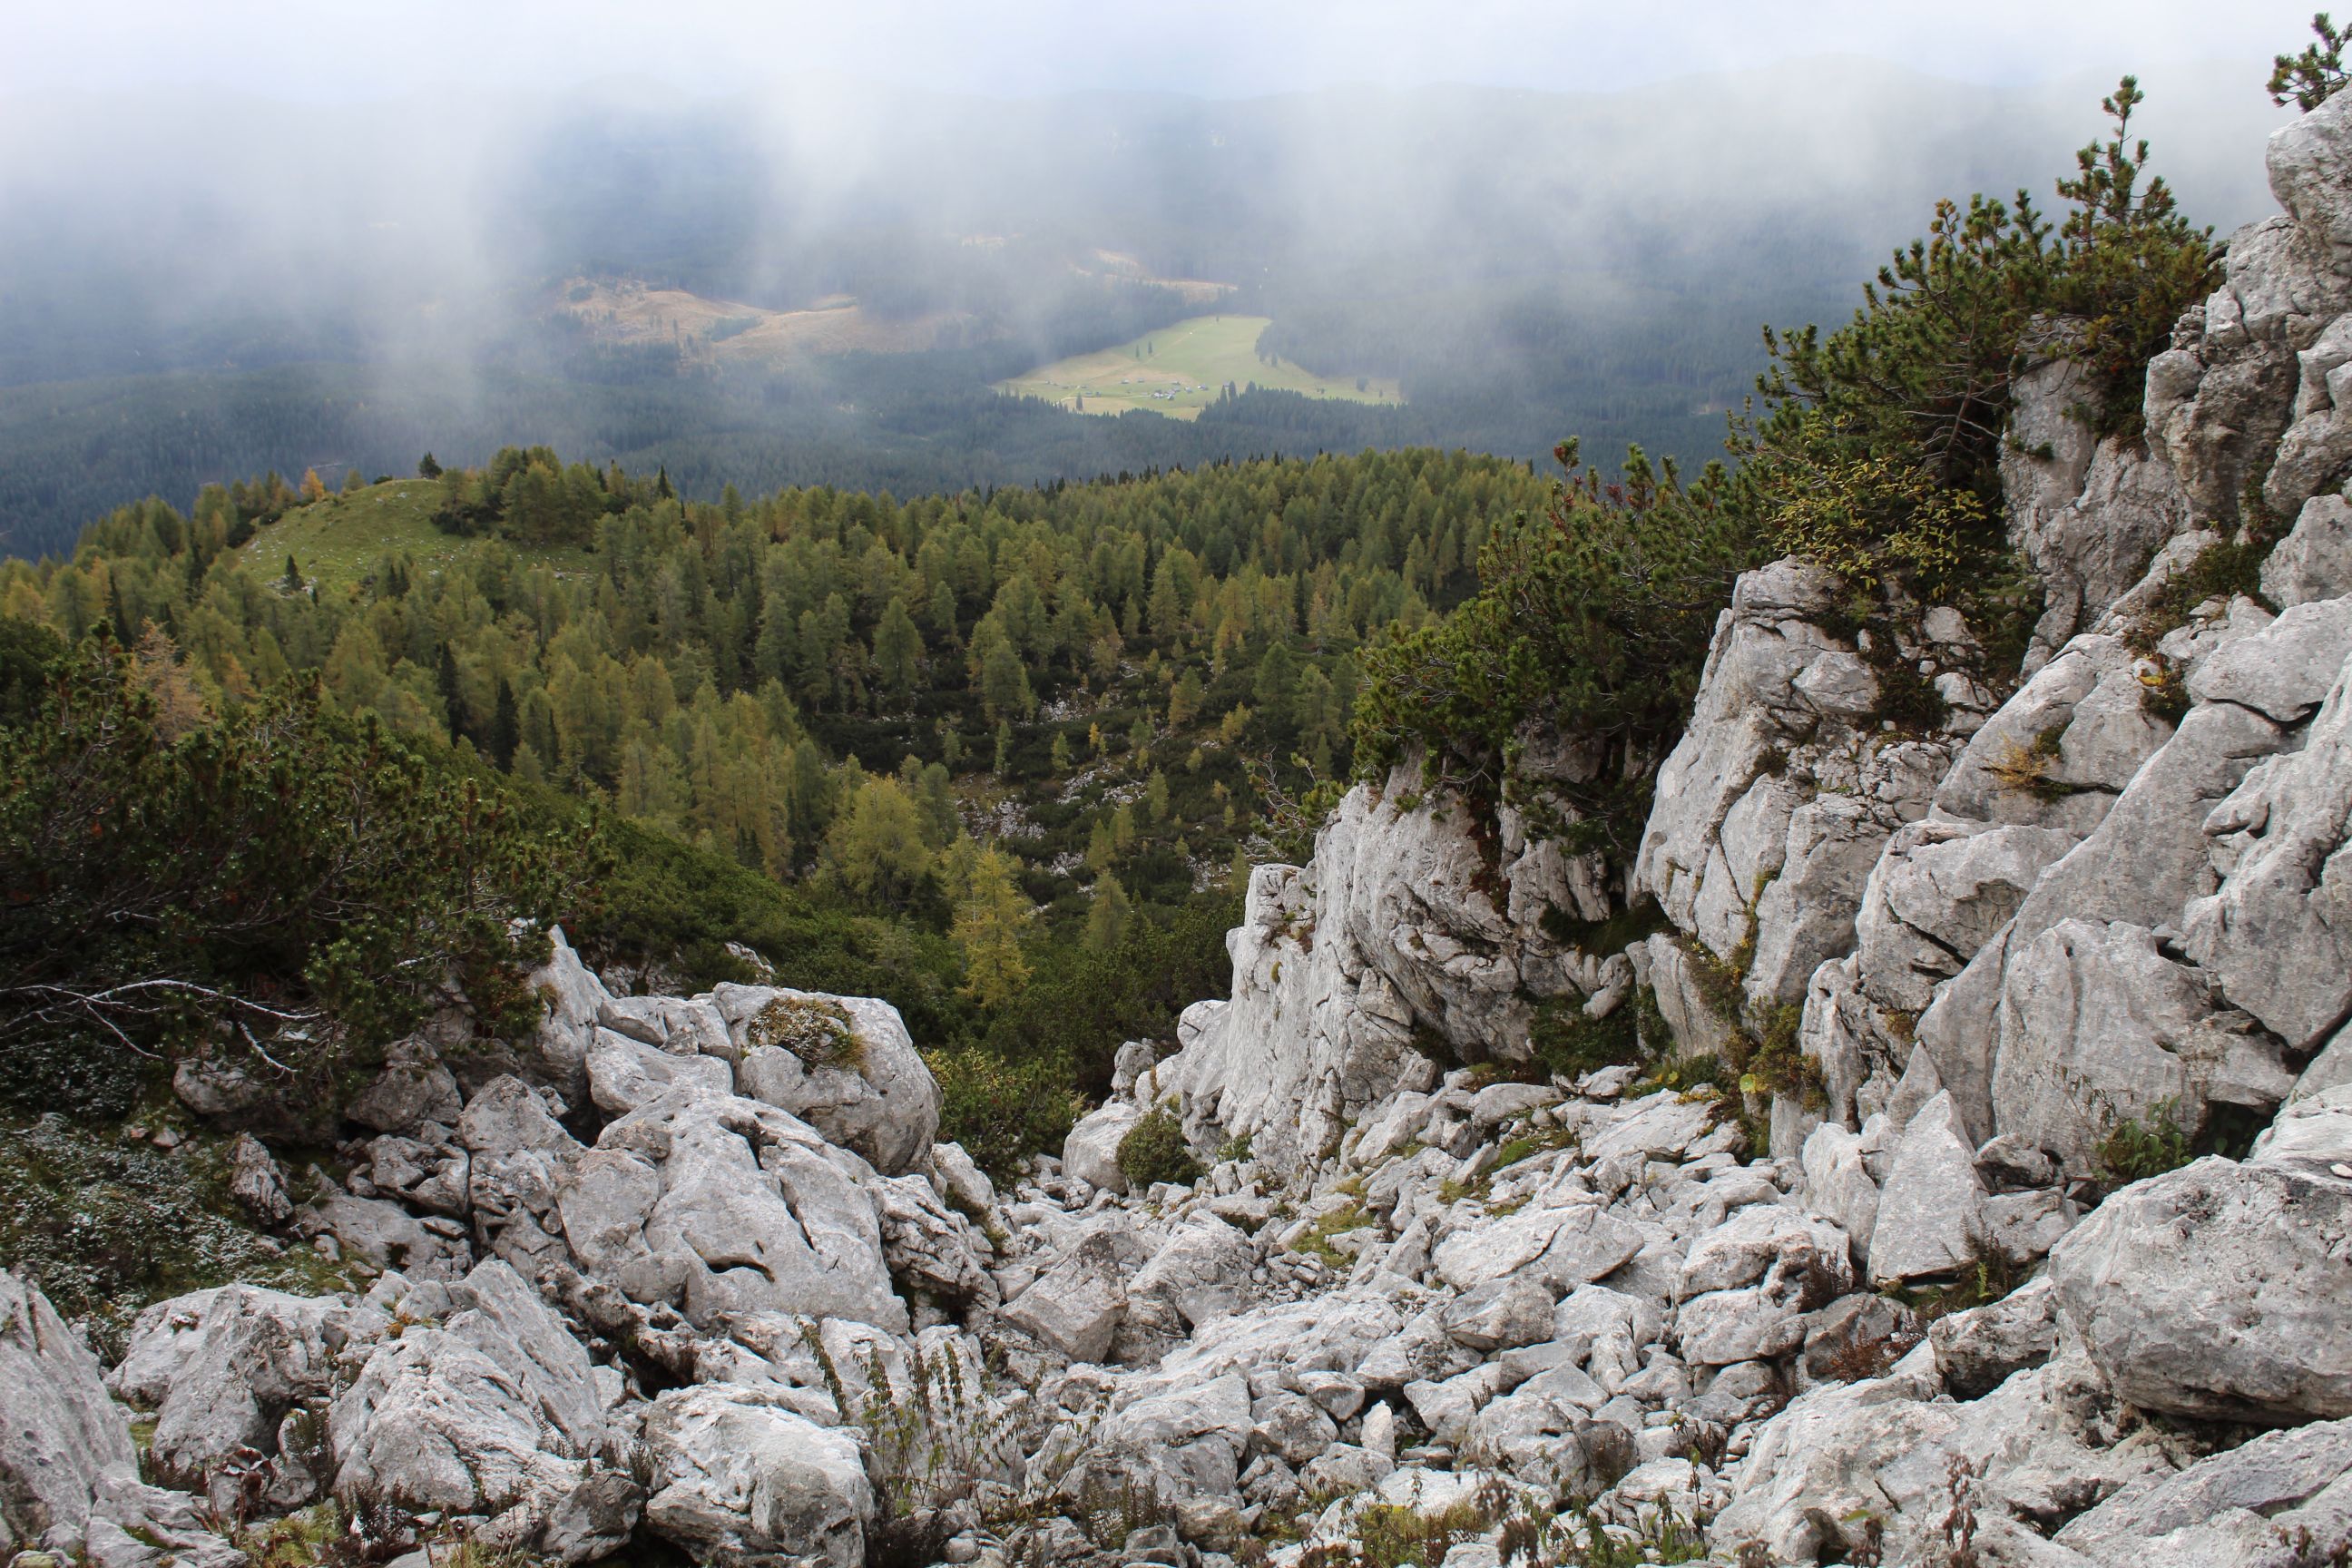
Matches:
[[1158, 769, 1612, 1173], [0, 1269, 136, 1544], [1636, 560, 1961, 1015]]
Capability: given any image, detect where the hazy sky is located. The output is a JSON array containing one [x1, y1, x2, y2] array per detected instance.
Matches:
[[4, 1, 2325, 103]]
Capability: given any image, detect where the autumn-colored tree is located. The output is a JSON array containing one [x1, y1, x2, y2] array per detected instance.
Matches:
[[1083, 875, 1133, 952], [820, 774, 934, 906], [942, 837, 1032, 1007]]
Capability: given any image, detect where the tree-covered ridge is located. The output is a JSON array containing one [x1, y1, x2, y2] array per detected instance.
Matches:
[[7, 447, 1540, 901], [1, 445, 1545, 1171]]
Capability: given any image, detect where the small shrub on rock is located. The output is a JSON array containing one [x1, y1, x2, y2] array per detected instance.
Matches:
[[1116, 1105, 1202, 1190], [928, 1047, 1083, 1184], [748, 995, 863, 1069], [2094, 1099, 2195, 1186]]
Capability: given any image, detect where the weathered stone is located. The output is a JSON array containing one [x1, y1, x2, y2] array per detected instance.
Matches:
[[1928, 1277, 2057, 1399], [1679, 1204, 1851, 1299], [1002, 1232, 1136, 1364], [459, 1075, 584, 1276], [0, 1271, 134, 1544], [348, 1038, 464, 1134], [1707, 1351, 1952, 1565], [2185, 595, 2352, 722], [2049, 1093, 2352, 1424], [642, 1385, 873, 1568], [584, 1028, 731, 1114], [1432, 1202, 1644, 1295], [1438, 1276, 1554, 1353], [1851, 821, 2079, 1014], [1798, 1122, 1879, 1267], [226, 1132, 292, 1226], [2263, 493, 2352, 607], [1062, 1100, 1143, 1194], [872, 1173, 994, 1305], [559, 1092, 906, 1332], [1129, 1217, 1255, 1332], [1249, 1393, 1338, 1467], [717, 986, 941, 1176], [329, 1261, 612, 1522], [930, 1141, 995, 1215], [1992, 919, 2293, 1171], [2269, 85, 2352, 277], [2180, 651, 2352, 1047], [111, 1285, 387, 1490], [1866, 1092, 1984, 1284], [2054, 1416, 2352, 1561]]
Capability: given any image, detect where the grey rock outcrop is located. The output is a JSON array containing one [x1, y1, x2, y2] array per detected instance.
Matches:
[[719, 985, 941, 1176], [2049, 1089, 2352, 1426], [641, 1386, 874, 1568], [329, 1261, 629, 1559], [109, 1285, 387, 1491], [0, 1270, 135, 1544]]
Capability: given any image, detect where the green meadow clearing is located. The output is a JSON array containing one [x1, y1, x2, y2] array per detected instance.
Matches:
[[242, 481, 593, 593], [995, 314, 1402, 419]]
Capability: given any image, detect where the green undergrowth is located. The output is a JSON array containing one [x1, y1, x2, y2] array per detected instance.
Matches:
[[0, 1114, 348, 1357], [1290, 1200, 1373, 1267]]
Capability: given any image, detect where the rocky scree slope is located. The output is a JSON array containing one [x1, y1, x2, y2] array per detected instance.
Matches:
[[15, 83, 2352, 1568]]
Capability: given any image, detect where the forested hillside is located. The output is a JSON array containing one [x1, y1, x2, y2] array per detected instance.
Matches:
[[0, 445, 1545, 1170]]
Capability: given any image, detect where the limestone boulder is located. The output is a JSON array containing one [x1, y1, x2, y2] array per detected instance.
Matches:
[[2184, 594, 2352, 723], [0, 1270, 135, 1544], [870, 1171, 995, 1306], [1128, 1215, 1256, 1332], [108, 1285, 387, 1491], [2268, 83, 2352, 279], [460, 1075, 586, 1277], [717, 985, 940, 1176], [1928, 1276, 2058, 1400], [1866, 1092, 1985, 1285], [2054, 1416, 2352, 1562], [2148, 217, 2333, 528], [1439, 1276, 1555, 1353], [347, 1037, 463, 1134], [1084, 1375, 1255, 1504], [2048, 1090, 2352, 1424], [1679, 1203, 1853, 1300], [329, 1261, 619, 1536], [642, 1385, 873, 1568], [2263, 492, 2352, 607], [556, 1090, 906, 1332], [583, 1028, 731, 1115], [1062, 1099, 1142, 1194], [1432, 1201, 1645, 1295], [1002, 1231, 1141, 1364], [1707, 1352, 1953, 1565]]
